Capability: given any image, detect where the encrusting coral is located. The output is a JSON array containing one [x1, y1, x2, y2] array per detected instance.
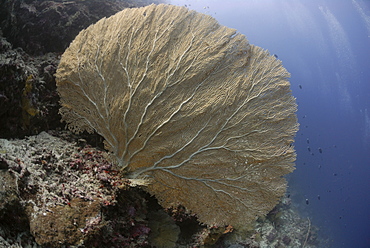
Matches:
[[55, 4, 299, 228]]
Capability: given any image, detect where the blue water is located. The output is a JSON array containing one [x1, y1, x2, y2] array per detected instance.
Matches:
[[171, 1, 370, 247]]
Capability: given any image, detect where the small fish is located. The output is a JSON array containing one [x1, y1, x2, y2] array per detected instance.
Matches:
[[305, 199, 309, 205], [318, 148, 322, 153], [317, 195, 321, 200], [299, 85, 302, 89], [307, 147, 311, 152], [306, 138, 309, 144]]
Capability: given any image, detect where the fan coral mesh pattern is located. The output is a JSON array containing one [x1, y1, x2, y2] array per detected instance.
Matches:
[[55, 4, 298, 227]]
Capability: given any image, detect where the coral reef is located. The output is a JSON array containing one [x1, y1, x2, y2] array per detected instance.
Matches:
[[0, 0, 165, 55], [0, 31, 62, 138], [0, 131, 152, 247], [0, 131, 329, 247], [213, 197, 329, 248], [0, 1, 328, 247]]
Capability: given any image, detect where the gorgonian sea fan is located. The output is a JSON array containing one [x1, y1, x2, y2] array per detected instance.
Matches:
[[55, 4, 299, 227]]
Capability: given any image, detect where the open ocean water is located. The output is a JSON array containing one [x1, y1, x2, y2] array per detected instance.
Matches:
[[171, 0, 370, 247]]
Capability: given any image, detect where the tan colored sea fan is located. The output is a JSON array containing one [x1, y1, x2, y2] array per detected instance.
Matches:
[[55, 4, 298, 228]]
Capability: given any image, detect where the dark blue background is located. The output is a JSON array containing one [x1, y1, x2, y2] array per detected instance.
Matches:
[[172, 1, 370, 247]]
